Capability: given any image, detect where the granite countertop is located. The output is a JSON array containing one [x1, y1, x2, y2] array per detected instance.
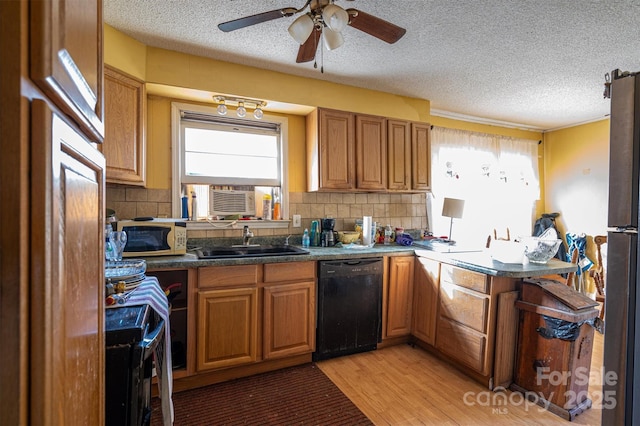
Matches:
[[143, 240, 576, 278]]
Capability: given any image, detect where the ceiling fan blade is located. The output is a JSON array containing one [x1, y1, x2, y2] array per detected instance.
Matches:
[[219, 8, 296, 32], [346, 9, 406, 44], [296, 29, 322, 63]]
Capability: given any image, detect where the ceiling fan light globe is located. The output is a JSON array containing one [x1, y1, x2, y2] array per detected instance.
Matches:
[[322, 4, 348, 32], [323, 27, 344, 50], [288, 14, 314, 44]]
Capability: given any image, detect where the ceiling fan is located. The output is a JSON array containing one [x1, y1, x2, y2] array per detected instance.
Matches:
[[218, 0, 406, 64]]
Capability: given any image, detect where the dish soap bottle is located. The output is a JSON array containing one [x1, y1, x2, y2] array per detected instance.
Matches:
[[302, 228, 310, 248]]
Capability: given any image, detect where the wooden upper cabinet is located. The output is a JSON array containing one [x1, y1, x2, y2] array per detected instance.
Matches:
[[356, 115, 387, 191], [387, 119, 411, 191], [102, 66, 147, 186], [412, 123, 431, 190], [307, 108, 355, 191], [308, 107, 431, 192], [30, 0, 105, 142]]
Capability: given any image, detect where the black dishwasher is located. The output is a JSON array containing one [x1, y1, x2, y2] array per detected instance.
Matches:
[[314, 257, 383, 361]]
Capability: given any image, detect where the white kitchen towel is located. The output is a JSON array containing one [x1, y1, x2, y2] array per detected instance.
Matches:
[[108, 277, 174, 425]]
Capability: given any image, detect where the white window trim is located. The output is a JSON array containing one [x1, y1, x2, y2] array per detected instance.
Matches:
[[171, 102, 290, 229]]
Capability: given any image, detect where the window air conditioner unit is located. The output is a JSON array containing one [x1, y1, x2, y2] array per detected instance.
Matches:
[[209, 189, 256, 217]]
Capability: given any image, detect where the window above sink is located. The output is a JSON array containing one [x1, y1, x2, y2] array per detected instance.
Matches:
[[170, 101, 290, 227]]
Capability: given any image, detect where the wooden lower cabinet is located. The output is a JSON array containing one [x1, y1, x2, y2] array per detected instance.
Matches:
[[196, 261, 316, 373], [197, 287, 258, 371], [412, 257, 440, 345], [436, 265, 492, 376], [413, 259, 518, 388], [263, 281, 316, 359], [436, 316, 488, 374], [385, 256, 415, 338]]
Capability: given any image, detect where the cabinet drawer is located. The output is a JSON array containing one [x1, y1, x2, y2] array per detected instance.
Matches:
[[198, 264, 259, 288], [441, 264, 488, 293], [439, 282, 489, 333], [263, 261, 316, 283], [436, 316, 487, 374]]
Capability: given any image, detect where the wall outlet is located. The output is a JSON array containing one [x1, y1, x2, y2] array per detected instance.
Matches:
[[292, 214, 301, 227]]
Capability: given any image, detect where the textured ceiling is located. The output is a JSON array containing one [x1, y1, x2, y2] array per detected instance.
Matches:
[[104, 0, 640, 131]]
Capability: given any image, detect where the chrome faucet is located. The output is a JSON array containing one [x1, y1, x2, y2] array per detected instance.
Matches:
[[242, 225, 254, 246]]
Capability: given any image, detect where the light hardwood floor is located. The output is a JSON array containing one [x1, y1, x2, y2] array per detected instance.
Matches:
[[318, 332, 603, 425]]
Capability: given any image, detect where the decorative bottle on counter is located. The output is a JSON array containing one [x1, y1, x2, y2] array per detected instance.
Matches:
[[263, 194, 272, 220], [190, 192, 198, 221], [272, 190, 280, 220], [105, 224, 117, 261], [384, 225, 393, 245], [302, 229, 310, 248]]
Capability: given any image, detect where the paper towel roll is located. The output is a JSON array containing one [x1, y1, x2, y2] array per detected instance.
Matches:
[[363, 216, 372, 246]]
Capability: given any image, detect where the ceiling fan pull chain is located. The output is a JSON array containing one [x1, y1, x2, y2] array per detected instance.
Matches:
[[320, 32, 324, 73]]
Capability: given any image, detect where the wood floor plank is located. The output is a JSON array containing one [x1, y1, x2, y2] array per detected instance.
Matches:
[[318, 331, 604, 425]]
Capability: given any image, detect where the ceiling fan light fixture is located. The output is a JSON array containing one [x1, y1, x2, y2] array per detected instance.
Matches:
[[288, 14, 314, 44], [236, 101, 247, 118], [322, 4, 348, 32], [323, 27, 344, 51]]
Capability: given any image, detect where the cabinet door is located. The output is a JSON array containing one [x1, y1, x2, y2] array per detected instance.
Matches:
[[102, 66, 146, 186], [412, 257, 440, 345], [30, 0, 104, 141], [385, 256, 415, 338], [356, 115, 387, 190], [263, 281, 316, 359], [387, 119, 411, 190], [317, 108, 355, 190], [30, 101, 106, 425], [411, 122, 431, 190], [197, 287, 258, 371]]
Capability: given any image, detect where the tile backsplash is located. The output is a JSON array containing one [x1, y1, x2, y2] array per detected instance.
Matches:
[[106, 187, 428, 239], [289, 191, 428, 234], [106, 186, 172, 220]]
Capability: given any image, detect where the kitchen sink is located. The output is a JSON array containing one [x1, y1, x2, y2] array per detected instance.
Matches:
[[195, 245, 310, 259]]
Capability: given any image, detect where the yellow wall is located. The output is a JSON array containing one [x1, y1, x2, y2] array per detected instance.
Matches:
[[105, 24, 430, 191], [543, 119, 610, 239], [104, 25, 146, 80]]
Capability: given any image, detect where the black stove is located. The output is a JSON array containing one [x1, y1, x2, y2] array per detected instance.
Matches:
[[105, 304, 162, 426]]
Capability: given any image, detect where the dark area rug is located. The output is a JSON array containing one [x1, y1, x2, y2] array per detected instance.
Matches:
[[151, 363, 373, 425]]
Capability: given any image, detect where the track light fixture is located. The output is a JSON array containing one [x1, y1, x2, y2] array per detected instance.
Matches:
[[213, 96, 267, 119]]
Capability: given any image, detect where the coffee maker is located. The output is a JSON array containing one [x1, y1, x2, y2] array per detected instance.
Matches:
[[321, 218, 338, 247]]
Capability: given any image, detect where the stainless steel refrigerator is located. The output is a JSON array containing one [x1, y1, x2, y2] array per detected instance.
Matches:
[[603, 69, 640, 425]]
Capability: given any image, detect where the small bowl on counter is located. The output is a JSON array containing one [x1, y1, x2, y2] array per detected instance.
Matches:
[[338, 231, 361, 244], [523, 238, 563, 264]]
